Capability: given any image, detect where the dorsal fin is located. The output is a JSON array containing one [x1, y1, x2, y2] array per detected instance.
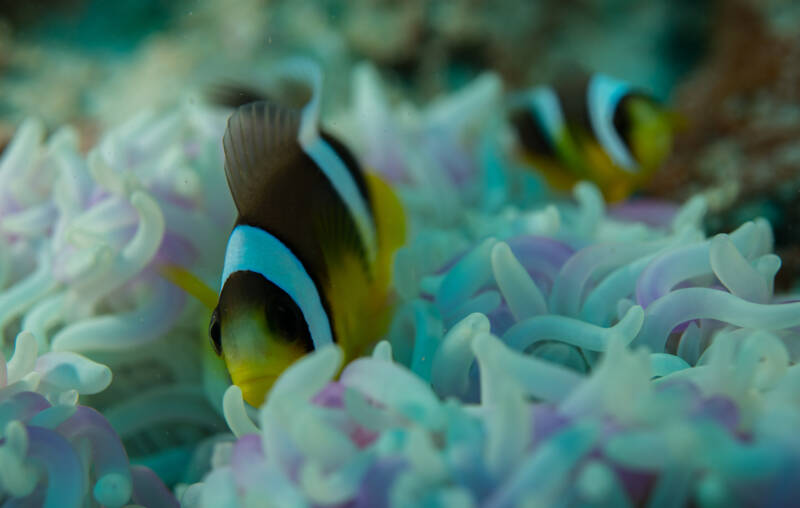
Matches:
[[207, 69, 313, 111], [222, 101, 302, 217], [207, 83, 271, 109], [221, 58, 378, 265]]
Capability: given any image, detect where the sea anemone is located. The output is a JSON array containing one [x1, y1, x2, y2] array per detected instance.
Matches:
[[1, 61, 799, 507], [0, 100, 234, 488], [0, 331, 178, 507], [185, 328, 800, 506], [184, 65, 800, 507]]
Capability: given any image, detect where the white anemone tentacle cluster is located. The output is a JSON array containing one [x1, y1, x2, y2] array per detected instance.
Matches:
[[185, 64, 800, 507]]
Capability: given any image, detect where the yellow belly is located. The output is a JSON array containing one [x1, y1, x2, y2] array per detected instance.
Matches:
[[520, 139, 644, 203]]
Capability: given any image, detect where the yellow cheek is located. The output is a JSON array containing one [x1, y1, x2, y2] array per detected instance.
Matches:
[[632, 121, 673, 171], [223, 330, 309, 407], [626, 99, 674, 172], [581, 142, 637, 203], [235, 374, 278, 407]]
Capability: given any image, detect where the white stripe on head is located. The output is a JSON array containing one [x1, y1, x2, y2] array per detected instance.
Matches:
[[221, 225, 334, 349], [587, 74, 637, 172], [527, 86, 566, 145]]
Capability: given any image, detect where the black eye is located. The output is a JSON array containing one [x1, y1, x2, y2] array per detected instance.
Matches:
[[209, 307, 222, 355], [269, 302, 301, 340]]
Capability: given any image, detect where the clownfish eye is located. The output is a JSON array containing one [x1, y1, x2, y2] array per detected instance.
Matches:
[[209, 307, 222, 355], [268, 301, 302, 341]]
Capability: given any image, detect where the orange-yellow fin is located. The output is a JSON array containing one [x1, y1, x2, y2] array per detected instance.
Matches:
[[159, 264, 218, 310]]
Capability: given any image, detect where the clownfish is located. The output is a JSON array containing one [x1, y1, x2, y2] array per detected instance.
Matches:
[[510, 71, 677, 202], [208, 62, 405, 406]]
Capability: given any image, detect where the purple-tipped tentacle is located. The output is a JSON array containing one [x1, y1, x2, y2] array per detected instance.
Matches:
[[230, 433, 267, 491], [635, 288, 800, 351], [130, 465, 180, 508], [25, 425, 85, 508], [609, 200, 679, 228], [57, 406, 132, 506], [0, 392, 51, 425], [506, 236, 574, 286], [313, 382, 346, 409], [692, 395, 740, 433], [351, 458, 408, 508]]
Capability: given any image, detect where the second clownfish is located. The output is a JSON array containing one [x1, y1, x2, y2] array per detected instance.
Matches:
[[510, 71, 678, 202]]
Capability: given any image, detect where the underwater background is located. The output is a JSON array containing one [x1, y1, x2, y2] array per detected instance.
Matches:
[[1, 1, 799, 507]]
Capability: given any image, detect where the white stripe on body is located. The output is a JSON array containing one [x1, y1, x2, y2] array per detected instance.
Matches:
[[587, 74, 637, 172], [221, 224, 334, 349], [303, 137, 377, 263], [280, 58, 378, 264], [527, 86, 567, 146]]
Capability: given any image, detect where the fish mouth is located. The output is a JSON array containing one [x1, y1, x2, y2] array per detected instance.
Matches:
[[226, 360, 282, 387], [233, 373, 280, 406], [236, 373, 279, 387]]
